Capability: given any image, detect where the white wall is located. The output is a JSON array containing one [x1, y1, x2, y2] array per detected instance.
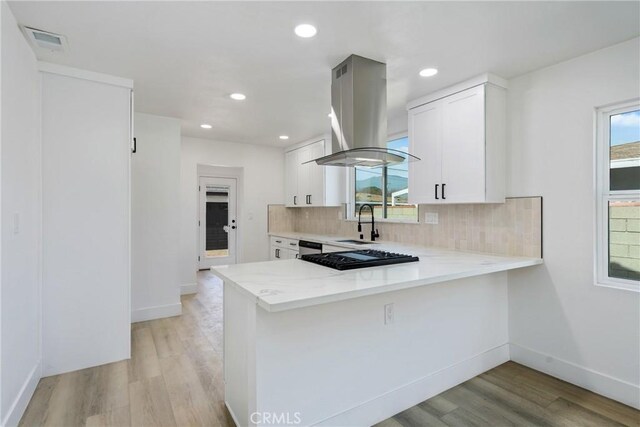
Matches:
[[132, 113, 181, 321], [1, 2, 41, 425], [41, 69, 131, 377], [180, 137, 284, 286], [506, 37, 640, 408]]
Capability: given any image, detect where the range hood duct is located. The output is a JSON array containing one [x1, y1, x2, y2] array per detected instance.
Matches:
[[313, 54, 419, 167]]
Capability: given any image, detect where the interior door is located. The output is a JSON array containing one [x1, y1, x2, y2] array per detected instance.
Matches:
[[199, 177, 237, 269]]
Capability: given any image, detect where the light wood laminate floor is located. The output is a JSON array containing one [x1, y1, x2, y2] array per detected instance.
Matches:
[[20, 271, 640, 427]]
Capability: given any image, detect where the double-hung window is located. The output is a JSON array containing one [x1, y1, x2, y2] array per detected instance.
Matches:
[[596, 101, 640, 291], [349, 136, 418, 222]]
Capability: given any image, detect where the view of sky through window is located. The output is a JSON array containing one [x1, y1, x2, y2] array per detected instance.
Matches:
[[610, 109, 640, 146]]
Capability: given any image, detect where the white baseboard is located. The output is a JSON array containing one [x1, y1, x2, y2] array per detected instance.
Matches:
[[180, 283, 197, 295], [131, 302, 182, 323], [510, 343, 640, 410], [2, 360, 41, 427], [315, 344, 510, 426], [225, 401, 242, 427]]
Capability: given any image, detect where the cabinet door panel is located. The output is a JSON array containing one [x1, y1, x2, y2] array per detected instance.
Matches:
[[306, 141, 325, 206], [285, 150, 299, 206], [409, 102, 441, 204], [441, 85, 485, 202]]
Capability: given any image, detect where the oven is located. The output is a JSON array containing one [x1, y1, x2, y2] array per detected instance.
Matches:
[[298, 240, 323, 256]]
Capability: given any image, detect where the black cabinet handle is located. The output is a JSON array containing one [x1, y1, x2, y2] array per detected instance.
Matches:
[[435, 184, 439, 200], [308, 195, 312, 204], [294, 196, 297, 205], [442, 183, 446, 200], [132, 137, 137, 154], [275, 248, 280, 259]]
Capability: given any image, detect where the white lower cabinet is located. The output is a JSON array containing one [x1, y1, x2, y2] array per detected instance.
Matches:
[[270, 236, 299, 260]]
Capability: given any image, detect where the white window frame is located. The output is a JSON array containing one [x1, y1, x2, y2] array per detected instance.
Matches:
[[595, 100, 640, 292], [346, 132, 420, 223]]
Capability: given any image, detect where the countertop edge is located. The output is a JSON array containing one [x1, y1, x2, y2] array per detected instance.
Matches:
[[253, 258, 542, 312]]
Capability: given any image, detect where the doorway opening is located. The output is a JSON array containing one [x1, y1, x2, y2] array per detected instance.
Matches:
[[199, 176, 237, 269]]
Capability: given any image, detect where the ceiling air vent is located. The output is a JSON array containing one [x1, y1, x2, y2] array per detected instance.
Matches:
[[21, 26, 68, 52]]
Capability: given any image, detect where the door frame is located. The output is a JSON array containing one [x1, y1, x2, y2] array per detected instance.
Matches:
[[196, 164, 244, 269]]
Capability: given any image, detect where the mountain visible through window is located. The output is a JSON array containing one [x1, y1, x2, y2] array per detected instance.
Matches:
[[354, 137, 418, 221]]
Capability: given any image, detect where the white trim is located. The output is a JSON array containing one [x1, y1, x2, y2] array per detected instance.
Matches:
[[594, 100, 640, 292], [510, 343, 640, 410], [2, 361, 41, 427], [406, 73, 507, 111], [181, 283, 198, 295], [131, 302, 182, 323], [314, 344, 509, 426], [37, 62, 133, 89], [225, 401, 242, 427]]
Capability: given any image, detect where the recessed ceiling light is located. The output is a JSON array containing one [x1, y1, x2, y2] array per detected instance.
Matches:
[[230, 93, 246, 101], [279, 135, 289, 140], [295, 24, 317, 38], [419, 68, 438, 77], [200, 124, 212, 129]]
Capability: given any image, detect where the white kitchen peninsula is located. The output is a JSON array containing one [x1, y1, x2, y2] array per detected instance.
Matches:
[[213, 245, 542, 427]]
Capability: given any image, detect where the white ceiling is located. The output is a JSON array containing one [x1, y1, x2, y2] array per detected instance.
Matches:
[[8, 1, 640, 147]]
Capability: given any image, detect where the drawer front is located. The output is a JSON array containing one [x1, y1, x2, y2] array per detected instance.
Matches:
[[270, 236, 298, 249]]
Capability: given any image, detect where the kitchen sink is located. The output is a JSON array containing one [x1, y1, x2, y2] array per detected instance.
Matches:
[[335, 239, 377, 245]]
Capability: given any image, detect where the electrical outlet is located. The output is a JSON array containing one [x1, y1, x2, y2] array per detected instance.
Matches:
[[425, 212, 438, 225], [384, 303, 394, 325]]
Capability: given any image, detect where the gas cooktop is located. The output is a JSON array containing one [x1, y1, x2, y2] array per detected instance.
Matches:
[[300, 249, 419, 271]]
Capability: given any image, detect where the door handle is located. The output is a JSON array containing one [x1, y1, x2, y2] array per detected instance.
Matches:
[[435, 184, 439, 200], [442, 183, 446, 200]]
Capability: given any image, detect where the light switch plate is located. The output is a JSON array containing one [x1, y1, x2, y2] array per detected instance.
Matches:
[[425, 212, 438, 225], [384, 303, 394, 325]]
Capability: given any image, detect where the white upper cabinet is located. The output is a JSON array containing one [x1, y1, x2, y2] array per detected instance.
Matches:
[[284, 138, 345, 207], [407, 74, 507, 204], [285, 149, 299, 206]]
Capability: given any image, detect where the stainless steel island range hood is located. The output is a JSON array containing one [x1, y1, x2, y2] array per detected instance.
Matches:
[[313, 54, 419, 167]]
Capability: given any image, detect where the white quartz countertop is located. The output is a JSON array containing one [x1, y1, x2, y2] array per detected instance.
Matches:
[[211, 233, 543, 312]]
